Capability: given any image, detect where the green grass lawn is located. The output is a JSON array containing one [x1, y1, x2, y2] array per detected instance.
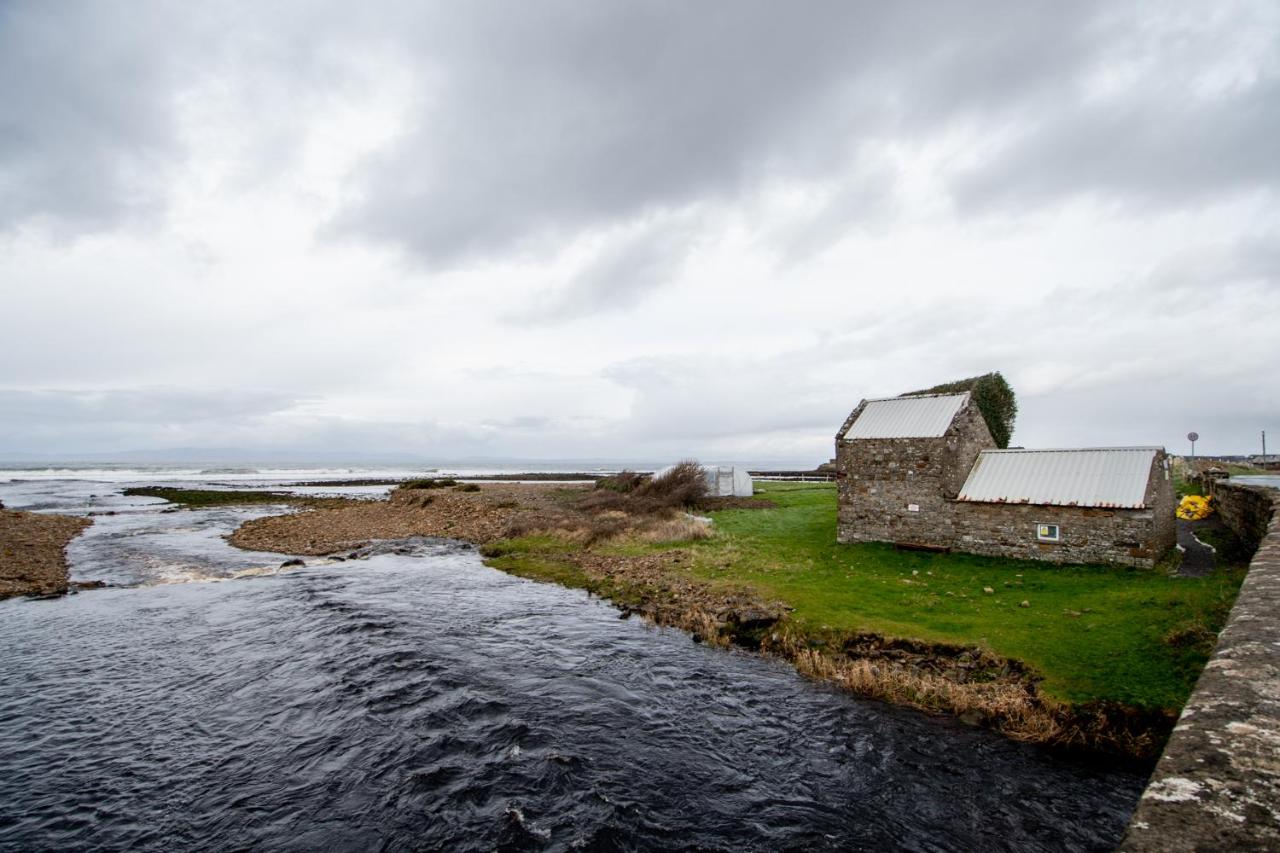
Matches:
[[675, 482, 1245, 710]]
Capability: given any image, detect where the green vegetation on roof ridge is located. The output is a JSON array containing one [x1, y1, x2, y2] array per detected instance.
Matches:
[[905, 371, 1017, 448]]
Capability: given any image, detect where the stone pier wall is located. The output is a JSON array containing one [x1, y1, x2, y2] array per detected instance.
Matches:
[[1120, 484, 1279, 851]]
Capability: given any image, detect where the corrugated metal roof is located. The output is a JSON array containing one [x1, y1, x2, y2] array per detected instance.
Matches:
[[842, 393, 969, 439], [957, 447, 1160, 509]]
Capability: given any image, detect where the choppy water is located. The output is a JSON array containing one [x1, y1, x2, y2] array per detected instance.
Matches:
[[0, 476, 1145, 851]]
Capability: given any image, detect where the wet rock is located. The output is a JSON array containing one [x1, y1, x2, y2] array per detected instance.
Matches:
[[69, 580, 107, 591], [280, 558, 305, 568]]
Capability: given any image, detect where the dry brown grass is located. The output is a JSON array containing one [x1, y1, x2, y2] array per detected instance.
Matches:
[[635, 515, 714, 543], [502, 505, 713, 546], [785, 644, 1062, 742]]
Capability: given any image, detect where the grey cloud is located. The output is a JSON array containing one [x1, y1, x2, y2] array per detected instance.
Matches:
[[0, 2, 190, 233], [604, 353, 848, 443], [331, 1, 1115, 267], [1019, 377, 1277, 456], [0, 1, 381, 235], [511, 216, 696, 321], [0, 387, 312, 452], [954, 75, 1280, 212], [9, 0, 1266, 262]]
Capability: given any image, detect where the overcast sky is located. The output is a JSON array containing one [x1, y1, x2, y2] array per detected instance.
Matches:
[[1, 0, 1277, 463]]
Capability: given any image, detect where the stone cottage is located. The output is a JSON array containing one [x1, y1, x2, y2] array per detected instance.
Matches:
[[835, 392, 1176, 567]]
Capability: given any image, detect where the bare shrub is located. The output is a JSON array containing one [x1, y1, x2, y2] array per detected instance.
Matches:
[[400, 478, 457, 490], [634, 460, 708, 509], [576, 489, 664, 515], [454, 483, 481, 492], [577, 490, 635, 513], [596, 470, 646, 493]]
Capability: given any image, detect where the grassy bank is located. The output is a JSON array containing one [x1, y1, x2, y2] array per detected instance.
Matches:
[[690, 484, 1243, 709], [482, 482, 1247, 753]]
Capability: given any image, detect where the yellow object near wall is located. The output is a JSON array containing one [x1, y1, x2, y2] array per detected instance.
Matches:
[[1176, 494, 1213, 521]]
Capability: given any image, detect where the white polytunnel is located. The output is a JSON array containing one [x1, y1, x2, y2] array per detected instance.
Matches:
[[650, 464, 754, 498]]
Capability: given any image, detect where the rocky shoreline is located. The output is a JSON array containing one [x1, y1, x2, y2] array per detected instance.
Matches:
[[0, 504, 92, 599]]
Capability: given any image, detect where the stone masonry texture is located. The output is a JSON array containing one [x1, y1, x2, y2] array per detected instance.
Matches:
[[835, 396, 1176, 568], [1121, 485, 1279, 851], [835, 397, 993, 550]]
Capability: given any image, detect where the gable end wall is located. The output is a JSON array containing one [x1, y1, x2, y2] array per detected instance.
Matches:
[[835, 400, 993, 547]]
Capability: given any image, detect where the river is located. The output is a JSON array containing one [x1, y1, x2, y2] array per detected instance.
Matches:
[[0, 472, 1145, 851]]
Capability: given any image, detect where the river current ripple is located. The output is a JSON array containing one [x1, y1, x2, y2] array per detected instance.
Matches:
[[0, 478, 1144, 851]]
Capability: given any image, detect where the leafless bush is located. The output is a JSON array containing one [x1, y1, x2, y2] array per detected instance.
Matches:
[[400, 478, 456, 490], [596, 470, 646, 493], [577, 489, 665, 515], [633, 460, 708, 509]]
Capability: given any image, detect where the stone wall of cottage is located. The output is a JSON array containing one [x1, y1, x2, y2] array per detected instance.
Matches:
[[949, 453, 1175, 568], [837, 408, 1176, 567], [835, 399, 993, 548]]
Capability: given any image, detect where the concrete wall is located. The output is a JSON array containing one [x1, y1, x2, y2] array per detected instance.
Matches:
[[835, 399, 993, 548], [1121, 486, 1280, 850]]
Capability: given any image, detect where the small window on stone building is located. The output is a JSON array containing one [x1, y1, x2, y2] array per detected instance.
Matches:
[[1036, 523, 1060, 542]]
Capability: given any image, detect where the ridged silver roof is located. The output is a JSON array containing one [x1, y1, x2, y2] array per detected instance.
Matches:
[[957, 447, 1161, 509], [842, 393, 969, 439]]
